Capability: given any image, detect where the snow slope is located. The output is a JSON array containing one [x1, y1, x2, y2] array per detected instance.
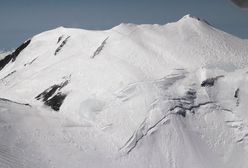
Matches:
[[0, 14, 248, 168]]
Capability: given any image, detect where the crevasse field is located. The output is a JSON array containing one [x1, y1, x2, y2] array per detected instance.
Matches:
[[0, 15, 248, 168]]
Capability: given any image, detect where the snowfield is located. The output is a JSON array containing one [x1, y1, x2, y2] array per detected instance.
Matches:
[[0, 14, 248, 168]]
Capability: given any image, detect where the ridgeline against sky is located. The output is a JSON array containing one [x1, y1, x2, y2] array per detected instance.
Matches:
[[0, 0, 248, 49]]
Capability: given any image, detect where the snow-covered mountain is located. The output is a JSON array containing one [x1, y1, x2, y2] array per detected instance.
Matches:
[[0, 14, 248, 168]]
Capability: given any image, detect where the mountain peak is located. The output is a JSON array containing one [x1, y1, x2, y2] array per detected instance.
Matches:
[[179, 14, 212, 26], [181, 14, 203, 21]]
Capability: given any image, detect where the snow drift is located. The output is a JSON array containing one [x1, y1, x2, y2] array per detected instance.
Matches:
[[0, 14, 248, 168]]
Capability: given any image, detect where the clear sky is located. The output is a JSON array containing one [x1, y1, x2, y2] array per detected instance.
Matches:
[[0, 0, 248, 49]]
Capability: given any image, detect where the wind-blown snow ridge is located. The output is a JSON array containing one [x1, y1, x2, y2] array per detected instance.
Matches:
[[0, 15, 248, 168]]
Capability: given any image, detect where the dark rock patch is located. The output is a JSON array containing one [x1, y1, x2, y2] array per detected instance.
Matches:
[[91, 37, 109, 58], [201, 75, 224, 87], [54, 36, 70, 55], [176, 109, 186, 117], [171, 88, 197, 117], [35, 79, 69, 111], [57, 35, 64, 44], [234, 88, 240, 106], [185, 89, 197, 100], [1, 70, 16, 80], [0, 98, 31, 107], [35, 80, 68, 101], [189, 15, 212, 26], [24, 57, 38, 66], [0, 39, 31, 71], [170, 88, 213, 118], [44, 92, 67, 111], [234, 88, 239, 98], [36, 84, 61, 101]]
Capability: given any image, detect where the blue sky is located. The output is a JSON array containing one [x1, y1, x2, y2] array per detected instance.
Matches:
[[0, 0, 248, 49]]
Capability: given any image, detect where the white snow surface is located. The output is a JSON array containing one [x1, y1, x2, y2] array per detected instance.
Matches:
[[0, 15, 248, 168]]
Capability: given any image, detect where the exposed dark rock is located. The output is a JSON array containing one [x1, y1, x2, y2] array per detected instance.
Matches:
[[176, 108, 186, 117], [35, 80, 68, 101], [0, 98, 31, 107], [24, 57, 38, 66], [187, 14, 212, 26], [35, 79, 69, 111], [172, 88, 197, 117], [57, 35, 64, 44], [91, 37, 109, 58], [36, 84, 61, 101], [1, 70, 16, 80], [54, 36, 70, 55], [44, 92, 67, 111], [201, 75, 224, 87], [185, 89, 197, 100], [234, 88, 240, 106], [0, 39, 31, 71], [234, 88, 240, 98]]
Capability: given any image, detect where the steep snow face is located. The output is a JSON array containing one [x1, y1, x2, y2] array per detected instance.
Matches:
[[0, 15, 248, 168]]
